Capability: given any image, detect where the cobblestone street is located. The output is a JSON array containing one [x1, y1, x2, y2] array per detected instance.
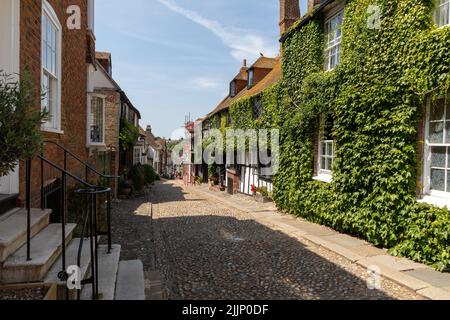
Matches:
[[111, 181, 424, 300]]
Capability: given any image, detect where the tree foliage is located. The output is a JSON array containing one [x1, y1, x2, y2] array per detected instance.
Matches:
[[0, 70, 47, 177]]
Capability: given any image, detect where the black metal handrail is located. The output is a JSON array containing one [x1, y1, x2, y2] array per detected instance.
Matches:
[[25, 153, 112, 300], [43, 140, 118, 182], [75, 186, 111, 300]]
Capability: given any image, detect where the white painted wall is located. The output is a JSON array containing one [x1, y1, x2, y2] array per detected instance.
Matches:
[[0, 0, 20, 194]]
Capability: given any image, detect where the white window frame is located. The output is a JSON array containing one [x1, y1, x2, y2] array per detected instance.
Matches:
[[314, 116, 335, 183], [87, 93, 106, 146], [324, 10, 343, 71], [422, 95, 450, 200], [435, 0, 450, 28], [133, 146, 144, 165], [41, 0, 62, 133]]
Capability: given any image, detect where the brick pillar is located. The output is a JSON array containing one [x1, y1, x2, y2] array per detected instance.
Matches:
[[280, 0, 301, 34]]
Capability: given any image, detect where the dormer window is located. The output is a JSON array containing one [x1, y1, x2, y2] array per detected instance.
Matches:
[[248, 69, 254, 88], [435, 0, 450, 27], [230, 81, 237, 97]]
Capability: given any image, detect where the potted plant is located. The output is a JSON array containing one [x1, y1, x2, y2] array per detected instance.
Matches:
[[118, 176, 132, 197], [252, 185, 272, 203]]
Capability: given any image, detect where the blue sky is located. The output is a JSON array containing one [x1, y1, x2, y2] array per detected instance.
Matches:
[[95, 0, 308, 139]]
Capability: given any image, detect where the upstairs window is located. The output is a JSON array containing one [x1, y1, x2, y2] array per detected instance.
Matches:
[[435, 0, 450, 27], [41, 1, 61, 131], [230, 81, 236, 97], [248, 69, 254, 88], [252, 96, 263, 119], [424, 95, 450, 195], [324, 10, 343, 71], [318, 115, 335, 176], [89, 95, 105, 144]]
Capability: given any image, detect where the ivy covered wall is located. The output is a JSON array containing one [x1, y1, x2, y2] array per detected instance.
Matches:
[[228, 0, 450, 271]]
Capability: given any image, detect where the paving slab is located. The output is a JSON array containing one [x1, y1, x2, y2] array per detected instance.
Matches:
[[417, 287, 450, 300], [350, 245, 388, 258], [322, 234, 367, 248], [357, 259, 431, 292], [404, 268, 450, 288], [115, 260, 145, 300], [362, 255, 427, 272]]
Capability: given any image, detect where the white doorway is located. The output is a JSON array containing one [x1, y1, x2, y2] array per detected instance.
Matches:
[[0, 0, 21, 194]]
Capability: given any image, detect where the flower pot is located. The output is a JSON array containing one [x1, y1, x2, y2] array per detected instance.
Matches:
[[254, 193, 271, 203]]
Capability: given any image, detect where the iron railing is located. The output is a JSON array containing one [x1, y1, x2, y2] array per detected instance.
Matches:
[[24, 141, 115, 300]]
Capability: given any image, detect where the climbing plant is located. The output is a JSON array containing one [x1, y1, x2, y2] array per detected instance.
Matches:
[[227, 0, 450, 271]]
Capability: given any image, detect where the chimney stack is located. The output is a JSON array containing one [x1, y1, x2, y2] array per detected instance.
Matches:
[[146, 125, 152, 133], [279, 0, 300, 34], [243, 59, 247, 67], [308, 0, 323, 11]]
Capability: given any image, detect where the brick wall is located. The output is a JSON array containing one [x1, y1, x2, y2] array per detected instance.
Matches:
[[280, 0, 300, 34], [18, 0, 90, 205]]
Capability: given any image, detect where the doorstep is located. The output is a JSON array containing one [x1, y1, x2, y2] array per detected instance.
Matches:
[[176, 180, 450, 300]]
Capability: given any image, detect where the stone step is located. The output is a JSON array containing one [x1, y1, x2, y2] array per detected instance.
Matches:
[[0, 208, 51, 263], [1, 223, 76, 284], [0, 194, 19, 216], [44, 237, 94, 300], [115, 260, 145, 300], [81, 244, 121, 300]]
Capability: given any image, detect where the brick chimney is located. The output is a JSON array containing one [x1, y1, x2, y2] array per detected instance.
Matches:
[[279, 0, 300, 34], [308, 0, 323, 11]]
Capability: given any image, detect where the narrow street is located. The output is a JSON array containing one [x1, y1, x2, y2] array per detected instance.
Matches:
[[111, 180, 423, 300]]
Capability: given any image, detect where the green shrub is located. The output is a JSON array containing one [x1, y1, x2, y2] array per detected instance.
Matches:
[[142, 164, 157, 185], [129, 164, 145, 192]]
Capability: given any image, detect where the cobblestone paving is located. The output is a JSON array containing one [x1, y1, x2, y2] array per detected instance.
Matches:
[[112, 181, 424, 300]]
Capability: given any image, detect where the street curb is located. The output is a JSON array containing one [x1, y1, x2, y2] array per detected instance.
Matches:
[[173, 180, 450, 300]]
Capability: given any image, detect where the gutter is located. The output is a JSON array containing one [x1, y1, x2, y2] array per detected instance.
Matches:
[[279, 0, 335, 43]]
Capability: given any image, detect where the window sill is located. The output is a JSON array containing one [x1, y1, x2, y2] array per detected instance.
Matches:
[[313, 174, 333, 183], [41, 127, 64, 135], [418, 195, 450, 209]]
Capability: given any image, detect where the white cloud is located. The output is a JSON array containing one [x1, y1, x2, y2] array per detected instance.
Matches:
[[191, 77, 220, 89], [157, 0, 278, 62]]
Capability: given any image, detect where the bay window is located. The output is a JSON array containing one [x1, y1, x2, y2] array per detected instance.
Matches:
[[324, 10, 343, 71], [435, 0, 450, 27], [41, 1, 61, 131]]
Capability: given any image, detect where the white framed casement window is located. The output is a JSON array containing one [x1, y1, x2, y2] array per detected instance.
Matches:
[[41, 0, 62, 132], [88, 94, 106, 145], [314, 115, 335, 183], [422, 95, 450, 199], [435, 0, 450, 27], [324, 10, 344, 71]]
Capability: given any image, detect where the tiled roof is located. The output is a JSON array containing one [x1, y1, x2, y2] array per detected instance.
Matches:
[[234, 67, 248, 81], [206, 58, 281, 118], [95, 51, 111, 60], [249, 56, 278, 69]]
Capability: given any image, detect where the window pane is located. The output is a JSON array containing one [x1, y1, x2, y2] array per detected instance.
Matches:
[[429, 122, 444, 143], [431, 146, 446, 168], [320, 157, 326, 170], [326, 158, 333, 171], [431, 169, 446, 191], [430, 99, 445, 121]]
